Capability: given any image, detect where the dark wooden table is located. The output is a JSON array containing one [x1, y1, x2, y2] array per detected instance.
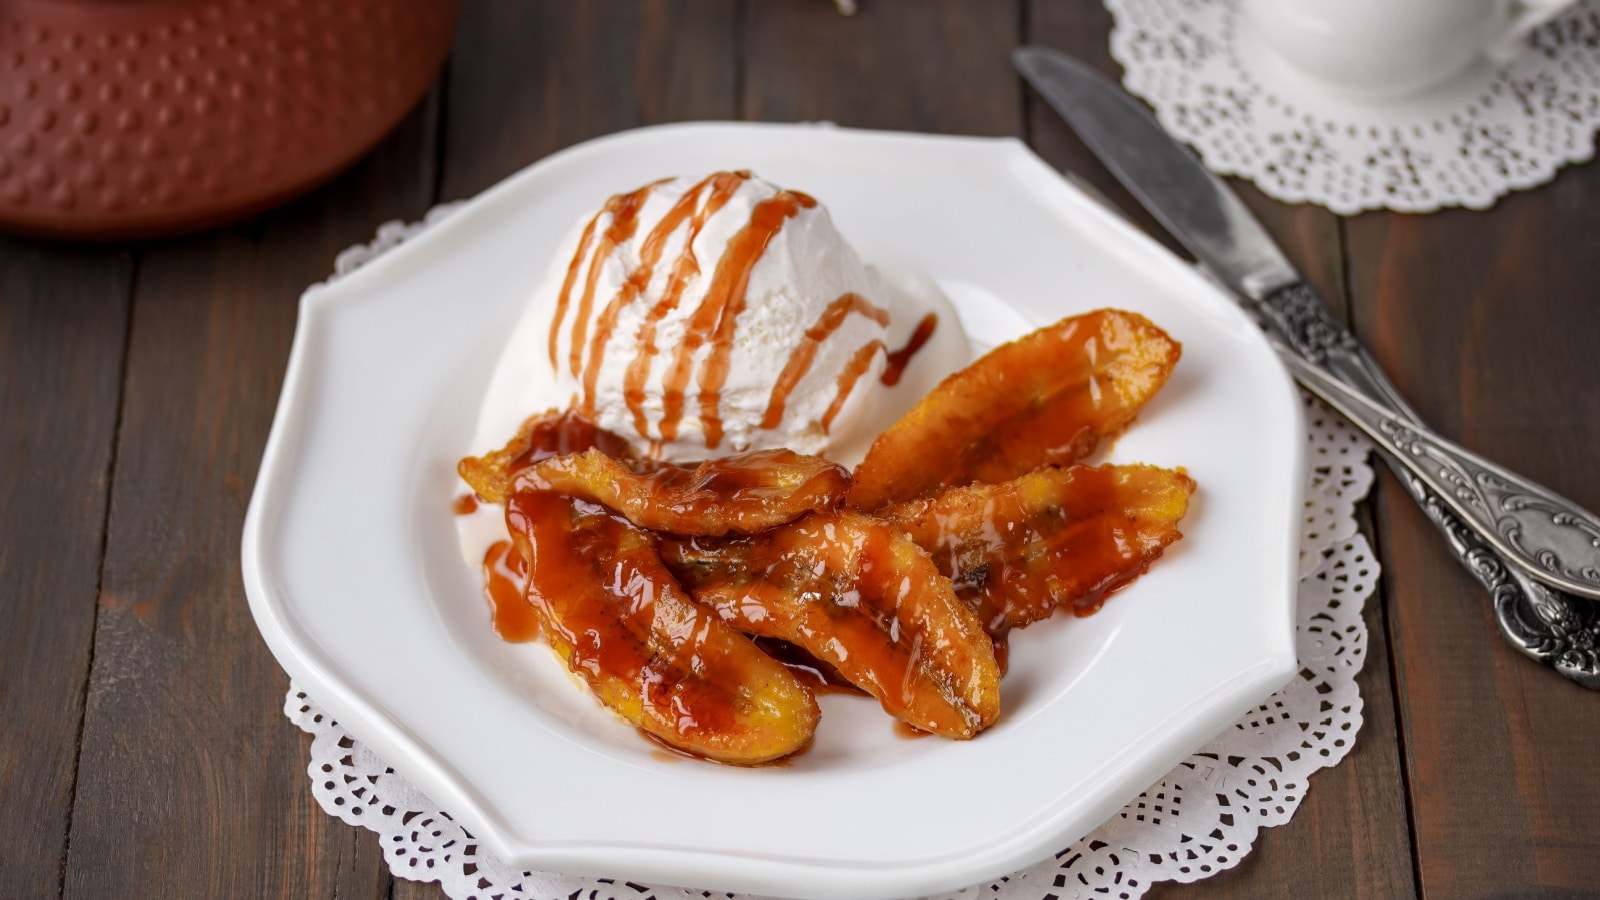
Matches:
[[6, 3, 1600, 898]]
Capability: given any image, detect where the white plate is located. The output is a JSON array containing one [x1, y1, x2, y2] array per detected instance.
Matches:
[[242, 122, 1302, 900]]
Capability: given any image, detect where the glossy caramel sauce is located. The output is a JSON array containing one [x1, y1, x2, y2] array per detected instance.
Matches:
[[811, 309, 935, 433], [751, 637, 867, 696], [622, 172, 750, 436], [549, 181, 662, 372], [671, 189, 817, 448], [885, 463, 1193, 633], [505, 492, 817, 763], [673, 520, 904, 703], [581, 173, 752, 417], [451, 494, 478, 515], [659, 510, 1000, 739], [893, 720, 932, 739], [517, 447, 848, 537], [553, 176, 896, 453], [578, 193, 698, 415], [466, 186, 1200, 761], [848, 309, 1181, 510], [509, 494, 735, 733], [481, 539, 536, 641], [761, 292, 890, 429], [822, 338, 889, 434], [548, 215, 599, 368], [458, 408, 638, 506], [881, 313, 938, 387], [508, 408, 633, 471]]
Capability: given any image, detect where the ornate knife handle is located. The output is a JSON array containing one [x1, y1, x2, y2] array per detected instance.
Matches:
[[1396, 466, 1600, 687], [1279, 348, 1600, 603], [1259, 283, 1399, 405], [1259, 282, 1600, 688]]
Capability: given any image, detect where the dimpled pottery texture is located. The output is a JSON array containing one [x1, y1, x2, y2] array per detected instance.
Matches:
[[0, 0, 458, 239]]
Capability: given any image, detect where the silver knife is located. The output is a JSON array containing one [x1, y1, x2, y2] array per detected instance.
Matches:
[[1014, 45, 1600, 687]]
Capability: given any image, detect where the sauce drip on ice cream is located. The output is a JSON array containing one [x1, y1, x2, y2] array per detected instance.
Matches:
[[540, 172, 935, 460]]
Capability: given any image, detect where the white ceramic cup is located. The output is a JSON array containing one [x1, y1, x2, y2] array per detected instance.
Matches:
[[1237, 0, 1578, 99]]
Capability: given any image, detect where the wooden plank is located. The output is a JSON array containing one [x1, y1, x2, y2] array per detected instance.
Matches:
[[438, 0, 739, 203], [1026, 6, 1417, 898], [60, 93, 441, 898], [744, 0, 1021, 135], [393, 2, 740, 897], [1346, 177, 1600, 898], [0, 243, 131, 897]]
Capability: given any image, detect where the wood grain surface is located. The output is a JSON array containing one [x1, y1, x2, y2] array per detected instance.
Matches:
[[57, 94, 440, 899], [2, 2, 1598, 898], [1348, 180, 1600, 899], [438, 0, 738, 203], [744, 0, 1020, 134], [0, 242, 131, 899]]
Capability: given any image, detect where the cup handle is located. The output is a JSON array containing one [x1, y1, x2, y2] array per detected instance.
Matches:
[[1488, 0, 1579, 61]]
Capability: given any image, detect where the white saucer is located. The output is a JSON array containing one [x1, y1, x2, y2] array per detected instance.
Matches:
[[1107, 0, 1600, 212]]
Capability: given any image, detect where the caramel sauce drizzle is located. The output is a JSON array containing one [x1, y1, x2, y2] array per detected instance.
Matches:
[[881, 313, 938, 387], [821, 338, 886, 434], [481, 539, 536, 641], [505, 492, 813, 751], [547, 215, 600, 369], [760, 292, 890, 430], [507, 408, 633, 472], [511, 496, 715, 723], [556, 176, 923, 451], [886, 463, 1192, 634], [817, 312, 940, 433], [660, 190, 817, 447], [579, 177, 722, 415], [622, 172, 749, 436], [562, 181, 658, 379]]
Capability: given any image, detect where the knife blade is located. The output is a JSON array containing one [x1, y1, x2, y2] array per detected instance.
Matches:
[[1014, 47, 1390, 387], [1014, 44, 1600, 685], [1015, 46, 1413, 410], [1012, 46, 1299, 301]]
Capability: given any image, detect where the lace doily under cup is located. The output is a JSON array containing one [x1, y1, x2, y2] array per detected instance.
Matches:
[[1106, 0, 1600, 213], [285, 212, 1379, 900]]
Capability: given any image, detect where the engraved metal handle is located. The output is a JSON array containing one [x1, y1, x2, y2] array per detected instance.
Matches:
[[1259, 283, 1600, 688], [1279, 348, 1600, 602], [1395, 465, 1600, 688]]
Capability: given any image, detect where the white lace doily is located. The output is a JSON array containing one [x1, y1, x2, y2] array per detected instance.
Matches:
[[284, 210, 1379, 900], [1106, 0, 1600, 213]]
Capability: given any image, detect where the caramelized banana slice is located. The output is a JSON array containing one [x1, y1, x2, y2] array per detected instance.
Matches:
[[459, 409, 632, 505], [884, 464, 1194, 632], [516, 448, 849, 536], [506, 491, 819, 765], [848, 309, 1181, 510], [660, 511, 1001, 739]]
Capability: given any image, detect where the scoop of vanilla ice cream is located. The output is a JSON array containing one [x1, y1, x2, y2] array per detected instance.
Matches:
[[478, 172, 899, 461]]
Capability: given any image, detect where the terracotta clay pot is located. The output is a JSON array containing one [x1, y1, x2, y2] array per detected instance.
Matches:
[[0, 0, 460, 240]]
